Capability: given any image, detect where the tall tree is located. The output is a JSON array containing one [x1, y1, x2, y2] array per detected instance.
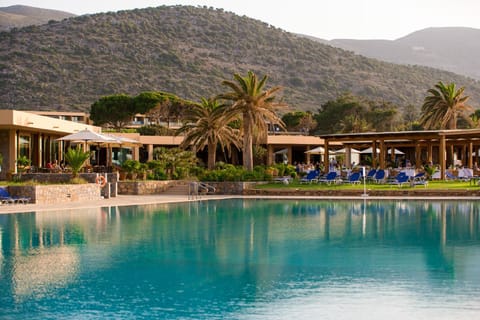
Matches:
[[90, 94, 136, 130], [176, 97, 240, 170], [420, 82, 473, 129], [220, 71, 286, 171]]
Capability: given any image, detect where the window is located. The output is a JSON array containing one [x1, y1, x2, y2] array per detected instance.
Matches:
[[19, 135, 30, 158]]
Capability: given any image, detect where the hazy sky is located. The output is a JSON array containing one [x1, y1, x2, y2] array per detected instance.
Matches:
[[2, 0, 480, 40]]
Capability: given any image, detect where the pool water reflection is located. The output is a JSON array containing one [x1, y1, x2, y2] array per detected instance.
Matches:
[[1, 199, 480, 319]]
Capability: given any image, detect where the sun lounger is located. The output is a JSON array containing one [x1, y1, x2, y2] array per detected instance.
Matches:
[[300, 170, 319, 184], [0, 187, 31, 204], [389, 173, 410, 187], [343, 171, 361, 184], [318, 171, 340, 184], [373, 169, 386, 184]]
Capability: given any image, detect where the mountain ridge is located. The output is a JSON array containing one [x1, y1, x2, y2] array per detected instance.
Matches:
[[323, 27, 480, 80], [0, 5, 76, 31], [1, 5, 480, 113]]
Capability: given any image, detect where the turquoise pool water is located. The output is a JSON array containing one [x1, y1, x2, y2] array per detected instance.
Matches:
[[1, 199, 480, 319]]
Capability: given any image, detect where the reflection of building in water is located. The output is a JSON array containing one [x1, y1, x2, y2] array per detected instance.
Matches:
[[3, 209, 104, 301], [13, 246, 79, 299]]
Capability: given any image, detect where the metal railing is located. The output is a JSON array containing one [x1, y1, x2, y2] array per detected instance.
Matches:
[[188, 182, 216, 200]]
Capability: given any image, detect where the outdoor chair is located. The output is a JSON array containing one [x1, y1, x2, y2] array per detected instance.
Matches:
[[318, 171, 340, 184], [0, 187, 31, 204], [412, 174, 428, 188], [344, 171, 361, 184], [365, 169, 376, 181], [388, 173, 410, 187], [299, 170, 319, 184], [373, 169, 386, 184]]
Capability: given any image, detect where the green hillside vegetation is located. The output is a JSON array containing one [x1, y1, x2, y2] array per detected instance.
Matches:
[[1, 5, 480, 114]]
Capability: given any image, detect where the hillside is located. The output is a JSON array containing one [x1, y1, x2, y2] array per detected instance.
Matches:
[[327, 27, 480, 80], [0, 5, 75, 31], [1, 5, 480, 113]]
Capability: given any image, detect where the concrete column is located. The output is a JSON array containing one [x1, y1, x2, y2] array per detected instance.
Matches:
[[147, 144, 154, 161], [9, 129, 17, 174], [133, 146, 140, 161]]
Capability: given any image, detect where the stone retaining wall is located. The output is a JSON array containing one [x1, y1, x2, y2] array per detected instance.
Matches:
[[118, 180, 173, 195], [8, 184, 102, 204]]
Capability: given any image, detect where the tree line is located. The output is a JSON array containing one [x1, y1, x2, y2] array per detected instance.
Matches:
[[90, 72, 475, 172]]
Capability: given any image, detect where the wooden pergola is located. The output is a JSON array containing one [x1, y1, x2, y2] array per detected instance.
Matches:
[[320, 129, 480, 179]]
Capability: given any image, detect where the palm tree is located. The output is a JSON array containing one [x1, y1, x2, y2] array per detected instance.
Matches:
[[176, 97, 240, 170], [64, 146, 91, 178], [420, 82, 473, 130], [220, 71, 286, 171]]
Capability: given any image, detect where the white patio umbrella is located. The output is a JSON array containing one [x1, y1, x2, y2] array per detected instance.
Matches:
[[57, 129, 120, 167], [274, 148, 288, 155], [334, 148, 361, 154], [57, 129, 118, 144], [305, 146, 326, 154], [360, 147, 381, 154], [387, 148, 404, 155]]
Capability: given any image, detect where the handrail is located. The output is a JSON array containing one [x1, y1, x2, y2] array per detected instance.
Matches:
[[188, 182, 216, 200], [198, 182, 216, 194]]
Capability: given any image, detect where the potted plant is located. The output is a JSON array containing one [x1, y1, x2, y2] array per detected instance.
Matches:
[[16, 155, 31, 179]]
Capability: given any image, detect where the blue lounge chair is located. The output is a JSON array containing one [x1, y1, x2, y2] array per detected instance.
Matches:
[[373, 169, 386, 184], [299, 170, 319, 184], [365, 169, 376, 181], [318, 171, 339, 184], [0, 187, 30, 204], [389, 173, 410, 187], [345, 172, 361, 184]]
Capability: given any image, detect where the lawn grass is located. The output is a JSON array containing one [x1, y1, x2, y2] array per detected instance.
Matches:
[[256, 179, 479, 191]]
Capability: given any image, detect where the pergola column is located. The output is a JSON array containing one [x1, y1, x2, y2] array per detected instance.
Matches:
[[324, 139, 330, 170], [468, 142, 473, 169], [379, 140, 385, 169], [440, 135, 446, 179], [415, 143, 421, 169], [371, 140, 377, 168], [427, 142, 433, 164], [345, 146, 352, 169]]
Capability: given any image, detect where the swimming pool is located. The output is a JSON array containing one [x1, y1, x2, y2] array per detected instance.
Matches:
[[1, 199, 479, 319]]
